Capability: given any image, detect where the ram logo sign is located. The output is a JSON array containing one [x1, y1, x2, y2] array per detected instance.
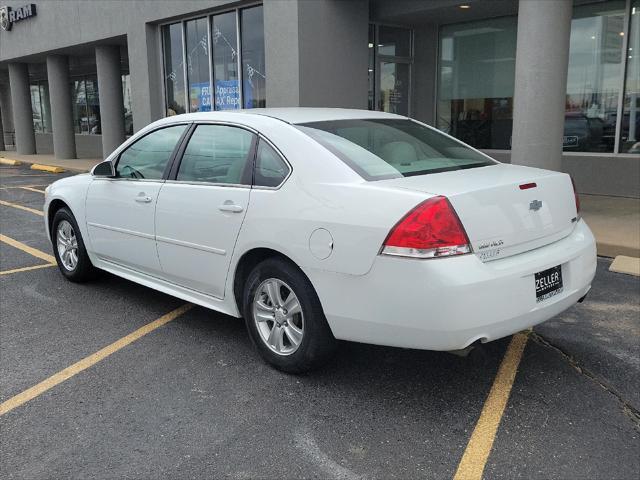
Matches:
[[0, 4, 37, 31]]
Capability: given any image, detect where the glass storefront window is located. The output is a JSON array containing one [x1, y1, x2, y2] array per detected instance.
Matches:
[[85, 76, 100, 134], [212, 11, 240, 110], [29, 81, 51, 133], [437, 17, 517, 150], [437, 3, 632, 153], [186, 17, 211, 112], [620, 0, 640, 153], [122, 74, 133, 136], [30, 84, 43, 132], [70, 77, 100, 135], [565, 1, 626, 153], [39, 82, 51, 133], [163, 22, 186, 116], [71, 79, 88, 134], [162, 6, 265, 114], [241, 6, 266, 108]]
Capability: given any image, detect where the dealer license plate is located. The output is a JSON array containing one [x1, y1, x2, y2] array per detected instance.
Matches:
[[535, 265, 563, 302]]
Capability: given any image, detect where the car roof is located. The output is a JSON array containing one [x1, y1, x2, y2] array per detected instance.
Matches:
[[166, 107, 408, 125]]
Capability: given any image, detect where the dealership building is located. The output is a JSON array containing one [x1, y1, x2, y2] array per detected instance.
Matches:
[[0, 0, 638, 197]]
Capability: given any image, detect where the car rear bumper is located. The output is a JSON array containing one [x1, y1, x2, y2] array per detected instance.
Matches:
[[308, 219, 597, 351]]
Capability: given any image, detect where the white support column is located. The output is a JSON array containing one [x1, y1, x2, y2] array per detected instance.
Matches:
[[96, 45, 126, 158], [47, 55, 77, 159], [511, 0, 573, 171], [8, 63, 36, 154]]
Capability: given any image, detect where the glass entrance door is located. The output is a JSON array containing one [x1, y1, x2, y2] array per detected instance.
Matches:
[[369, 24, 412, 116]]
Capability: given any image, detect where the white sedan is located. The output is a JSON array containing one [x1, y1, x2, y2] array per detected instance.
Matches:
[[44, 108, 597, 372]]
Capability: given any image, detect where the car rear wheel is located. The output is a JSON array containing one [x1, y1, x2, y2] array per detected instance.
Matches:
[[51, 207, 97, 282], [243, 257, 337, 373]]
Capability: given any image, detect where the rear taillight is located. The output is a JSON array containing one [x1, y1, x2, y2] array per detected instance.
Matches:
[[570, 176, 580, 217], [381, 196, 471, 259]]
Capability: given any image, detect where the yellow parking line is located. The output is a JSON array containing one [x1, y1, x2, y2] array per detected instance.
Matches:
[[19, 186, 46, 194], [0, 303, 193, 416], [0, 184, 48, 190], [453, 332, 529, 480], [0, 263, 56, 276], [0, 199, 44, 216], [0, 234, 55, 263]]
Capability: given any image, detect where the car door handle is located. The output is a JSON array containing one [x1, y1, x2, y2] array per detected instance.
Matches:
[[135, 195, 153, 203], [218, 202, 244, 213]]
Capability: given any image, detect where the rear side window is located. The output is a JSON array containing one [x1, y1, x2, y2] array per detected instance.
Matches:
[[117, 124, 187, 180], [296, 119, 495, 181], [253, 140, 289, 187], [177, 124, 255, 184]]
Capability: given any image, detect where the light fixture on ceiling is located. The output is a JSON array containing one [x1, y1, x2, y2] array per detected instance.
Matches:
[[368, 43, 373, 48], [459, 4, 471, 9], [619, 31, 625, 36]]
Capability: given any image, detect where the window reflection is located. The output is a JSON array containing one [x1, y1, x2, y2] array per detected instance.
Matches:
[[380, 62, 409, 116], [163, 23, 186, 116], [437, 3, 631, 153], [186, 17, 211, 112], [241, 6, 266, 108], [71, 77, 100, 135], [212, 11, 240, 110], [565, 1, 626, 152], [437, 17, 516, 150], [620, 0, 640, 153], [122, 74, 133, 136], [162, 6, 266, 114]]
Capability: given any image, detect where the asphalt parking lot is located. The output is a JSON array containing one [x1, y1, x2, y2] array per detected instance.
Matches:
[[1, 163, 639, 479]]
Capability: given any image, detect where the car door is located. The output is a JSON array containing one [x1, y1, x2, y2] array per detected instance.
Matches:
[[154, 123, 256, 298], [85, 124, 189, 276]]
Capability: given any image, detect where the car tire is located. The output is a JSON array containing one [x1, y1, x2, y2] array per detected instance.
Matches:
[[243, 257, 337, 373], [51, 207, 97, 282]]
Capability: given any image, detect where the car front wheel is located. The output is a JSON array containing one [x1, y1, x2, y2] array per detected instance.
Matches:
[[51, 207, 97, 282], [243, 257, 337, 373]]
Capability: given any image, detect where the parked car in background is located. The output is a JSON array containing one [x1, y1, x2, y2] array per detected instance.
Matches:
[[43, 108, 597, 372]]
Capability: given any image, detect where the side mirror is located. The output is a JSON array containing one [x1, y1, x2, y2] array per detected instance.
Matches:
[[92, 160, 115, 177]]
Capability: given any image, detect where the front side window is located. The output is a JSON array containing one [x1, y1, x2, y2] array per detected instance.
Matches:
[[297, 119, 494, 181], [254, 140, 289, 187], [117, 125, 187, 180], [177, 124, 254, 184]]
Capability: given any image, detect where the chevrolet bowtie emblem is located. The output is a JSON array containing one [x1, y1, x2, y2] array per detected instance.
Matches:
[[529, 199, 543, 211]]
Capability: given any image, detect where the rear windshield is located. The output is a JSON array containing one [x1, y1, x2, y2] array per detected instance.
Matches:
[[296, 119, 495, 181]]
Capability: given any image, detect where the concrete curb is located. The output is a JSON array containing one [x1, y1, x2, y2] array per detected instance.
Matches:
[[30, 164, 66, 174], [0, 158, 22, 166]]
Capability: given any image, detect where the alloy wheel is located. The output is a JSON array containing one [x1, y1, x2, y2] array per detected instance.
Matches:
[[252, 278, 304, 356], [56, 219, 79, 271]]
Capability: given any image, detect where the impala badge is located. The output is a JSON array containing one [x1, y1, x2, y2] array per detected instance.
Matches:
[[529, 199, 543, 212]]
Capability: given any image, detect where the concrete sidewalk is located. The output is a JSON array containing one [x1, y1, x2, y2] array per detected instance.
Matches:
[[1, 150, 638, 259], [580, 194, 640, 258], [0, 151, 100, 173]]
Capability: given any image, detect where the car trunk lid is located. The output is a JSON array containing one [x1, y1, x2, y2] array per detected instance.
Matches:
[[378, 164, 579, 261]]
